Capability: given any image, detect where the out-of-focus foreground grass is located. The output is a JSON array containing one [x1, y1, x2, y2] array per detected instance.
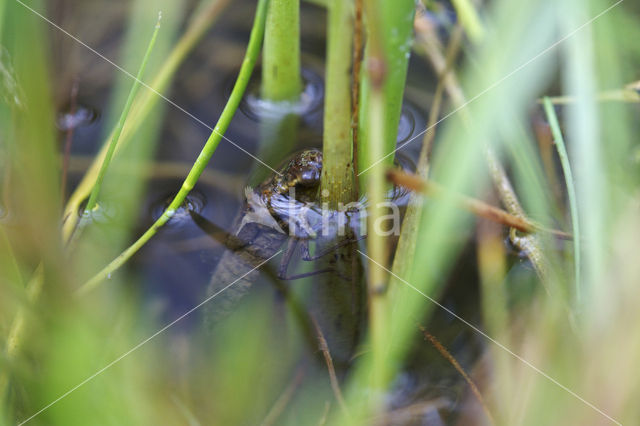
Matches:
[[1, 0, 640, 425]]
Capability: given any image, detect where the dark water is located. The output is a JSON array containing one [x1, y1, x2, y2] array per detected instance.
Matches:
[[53, 1, 502, 424]]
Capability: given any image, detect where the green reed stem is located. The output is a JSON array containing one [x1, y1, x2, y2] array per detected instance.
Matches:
[[0, 225, 23, 288], [63, 0, 232, 242], [321, 0, 356, 205], [83, 13, 162, 214], [2, 2, 208, 398], [365, 87, 389, 394], [387, 77, 446, 313], [357, 0, 415, 413], [262, 0, 301, 101], [250, 0, 301, 185], [0, 266, 43, 401], [450, 0, 485, 43], [336, 1, 415, 417], [543, 96, 581, 301], [356, 0, 414, 180], [0, 0, 5, 45], [0, 226, 26, 400], [390, 26, 464, 293], [78, 0, 269, 294]]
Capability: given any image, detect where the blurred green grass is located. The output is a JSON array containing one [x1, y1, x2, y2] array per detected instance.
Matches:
[[1, 0, 640, 425]]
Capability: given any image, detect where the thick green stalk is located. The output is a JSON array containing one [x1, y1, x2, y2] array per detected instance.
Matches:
[[543, 97, 581, 302], [356, 0, 414, 180], [321, 0, 356, 205], [389, 26, 464, 296], [262, 0, 301, 101], [359, 0, 414, 411], [250, 0, 302, 185], [62, 0, 231, 242], [78, 0, 269, 294], [365, 86, 389, 395], [0, 0, 5, 45], [333, 0, 415, 417], [83, 14, 162, 214], [388, 80, 446, 304]]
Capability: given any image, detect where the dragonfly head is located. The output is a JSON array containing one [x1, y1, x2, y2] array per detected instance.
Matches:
[[244, 149, 324, 238]]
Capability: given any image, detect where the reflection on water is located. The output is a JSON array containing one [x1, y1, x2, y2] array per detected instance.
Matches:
[[56, 104, 100, 131], [239, 67, 324, 126], [149, 189, 207, 228], [53, 0, 493, 422], [397, 102, 418, 144]]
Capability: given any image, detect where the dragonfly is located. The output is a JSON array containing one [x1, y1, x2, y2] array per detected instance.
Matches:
[[191, 149, 367, 327], [187, 148, 420, 364]]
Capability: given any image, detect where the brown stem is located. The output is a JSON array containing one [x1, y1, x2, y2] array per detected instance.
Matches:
[[413, 16, 555, 284], [61, 79, 79, 202], [260, 366, 305, 426], [310, 314, 349, 417], [387, 169, 572, 239], [419, 326, 495, 425]]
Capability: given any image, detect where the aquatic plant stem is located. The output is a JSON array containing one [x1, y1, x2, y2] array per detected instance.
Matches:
[[251, 0, 302, 185], [365, 87, 390, 396], [0, 0, 5, 46], [1, 4, 205, 397], [0, 225, 23, 287], [414, 20, 553, 286], [356, 0, 414, 179], [450, 0, 485, 44], [351, 0, 364, 191], [351, 0, 364, 185], [387, 169, 571, 238], [475, 217, 510, 423], [62, 0, 232, 242], [321, 0, 356, 205], [0, 266, 44, 401], [389, 25, 464, 303], [310, 315, 349, 416], [543, 97, 581, 301], [83, 13, 162, 214], [350, 0, 415, 411], [262, 0, 301, 101], [419, 326, 495, 424], [260, 367, 305, 426], [0, 227, 27, 400], [78, 0, 269, 294], [60, 80, 79, 201], [361, 0, 390, 406]]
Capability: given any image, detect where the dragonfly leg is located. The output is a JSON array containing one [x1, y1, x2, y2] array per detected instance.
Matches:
[[191, 210, 356, 282], [189, 210, 249, 250], [300, 235, 366, 261], [277, 238, 300, 278], [278, 238, 352, 281]]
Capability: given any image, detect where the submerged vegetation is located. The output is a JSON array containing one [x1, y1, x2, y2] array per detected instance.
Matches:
[[1, 0, 640, 425]]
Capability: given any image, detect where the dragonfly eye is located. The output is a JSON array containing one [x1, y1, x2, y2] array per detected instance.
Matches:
[[293, 149, 322, 187], [296, 166, 321, 187]]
